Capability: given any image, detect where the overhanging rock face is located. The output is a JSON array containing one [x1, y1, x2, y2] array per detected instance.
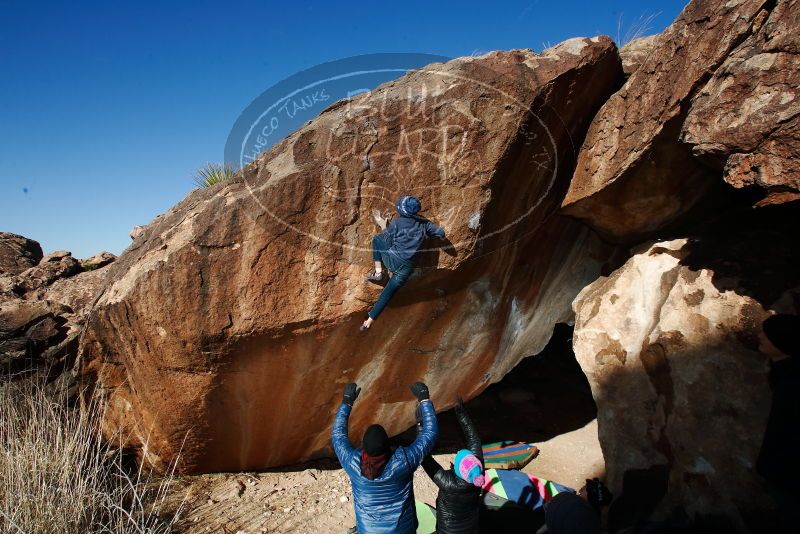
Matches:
[[80, 38, 621, 473]]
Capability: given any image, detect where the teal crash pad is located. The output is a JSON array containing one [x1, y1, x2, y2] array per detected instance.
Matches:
[[339, 500, 436, 534]]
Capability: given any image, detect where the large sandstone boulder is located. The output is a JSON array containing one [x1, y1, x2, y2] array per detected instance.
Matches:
[[562, 0, 784, 241], [682, 0, 800, 205], [80, 39, 623, 473], [571, 226, 798, 530]]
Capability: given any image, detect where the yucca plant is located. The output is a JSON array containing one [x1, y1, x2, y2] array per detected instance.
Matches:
[[193, 162, 235, 188]]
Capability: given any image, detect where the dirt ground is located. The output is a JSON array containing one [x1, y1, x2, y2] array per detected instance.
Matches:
[[164, 326, 605, 533]]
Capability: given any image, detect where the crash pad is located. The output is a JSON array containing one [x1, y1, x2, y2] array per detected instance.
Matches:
[[482, 441, 540, 469], [339, 500, 436, 534], [414, 499, 437, 534], [482, 468, 574, 511]]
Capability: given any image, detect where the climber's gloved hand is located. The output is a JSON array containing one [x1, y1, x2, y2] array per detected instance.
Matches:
[[410, 382, 430, 402], [343, 383, 361, 406]]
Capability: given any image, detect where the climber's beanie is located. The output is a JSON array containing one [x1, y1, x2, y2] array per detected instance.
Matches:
[[396, 195, 421, 217], [454, 449, 485, 487], [363, 424, 389, 456]]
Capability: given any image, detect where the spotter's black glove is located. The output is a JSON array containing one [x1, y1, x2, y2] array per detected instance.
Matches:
[[410, 382, 430, 402], [343, 383, 361, 406]]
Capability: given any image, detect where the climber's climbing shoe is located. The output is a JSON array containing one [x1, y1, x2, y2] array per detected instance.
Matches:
[[360, 317, 373, 332], [366, 270, 385, 283]]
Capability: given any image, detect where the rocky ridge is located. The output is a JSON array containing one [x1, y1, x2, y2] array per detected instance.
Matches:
[[0, 233, 115, 378]]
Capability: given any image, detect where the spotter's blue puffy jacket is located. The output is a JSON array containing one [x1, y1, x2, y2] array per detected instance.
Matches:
[[332, 401, 438, 534]]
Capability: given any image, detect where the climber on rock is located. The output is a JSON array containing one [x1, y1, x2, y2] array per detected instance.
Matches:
[[361, 195, 446, 331], [421, 398, 484, 534], [332, 381, 438, 534]]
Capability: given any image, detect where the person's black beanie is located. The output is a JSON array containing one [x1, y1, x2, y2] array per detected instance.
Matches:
[[545, 492, 601, 534], [363, 424, 389, 456], [763, 314, 800, 357]]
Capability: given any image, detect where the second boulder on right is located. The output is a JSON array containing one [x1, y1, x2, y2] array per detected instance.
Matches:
[[681, 0, 800, 205], [562, 0, 798, 241], [570, 226, 800, 531]]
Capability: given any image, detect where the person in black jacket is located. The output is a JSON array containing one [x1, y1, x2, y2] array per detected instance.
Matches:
[[421, 400, 484, 534]]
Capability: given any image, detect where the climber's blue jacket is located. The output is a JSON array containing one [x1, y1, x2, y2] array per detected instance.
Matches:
[[332, 400, 438, 534], [380, 215, 445, 263]]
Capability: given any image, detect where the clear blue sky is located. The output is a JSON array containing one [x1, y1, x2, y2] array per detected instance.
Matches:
[[1, 0, 688, 258]]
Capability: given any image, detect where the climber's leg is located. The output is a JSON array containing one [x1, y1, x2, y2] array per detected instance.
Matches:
[[365, 277, 401, 323], [371, 234, 386, 262], [367, 235, 388, 282], [361, 267, 410, 331], [361, 244, 413, 331], [366, 262, 412, 321]]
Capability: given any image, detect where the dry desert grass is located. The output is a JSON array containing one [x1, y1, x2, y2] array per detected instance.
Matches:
[[0, 375, 182, 533]]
